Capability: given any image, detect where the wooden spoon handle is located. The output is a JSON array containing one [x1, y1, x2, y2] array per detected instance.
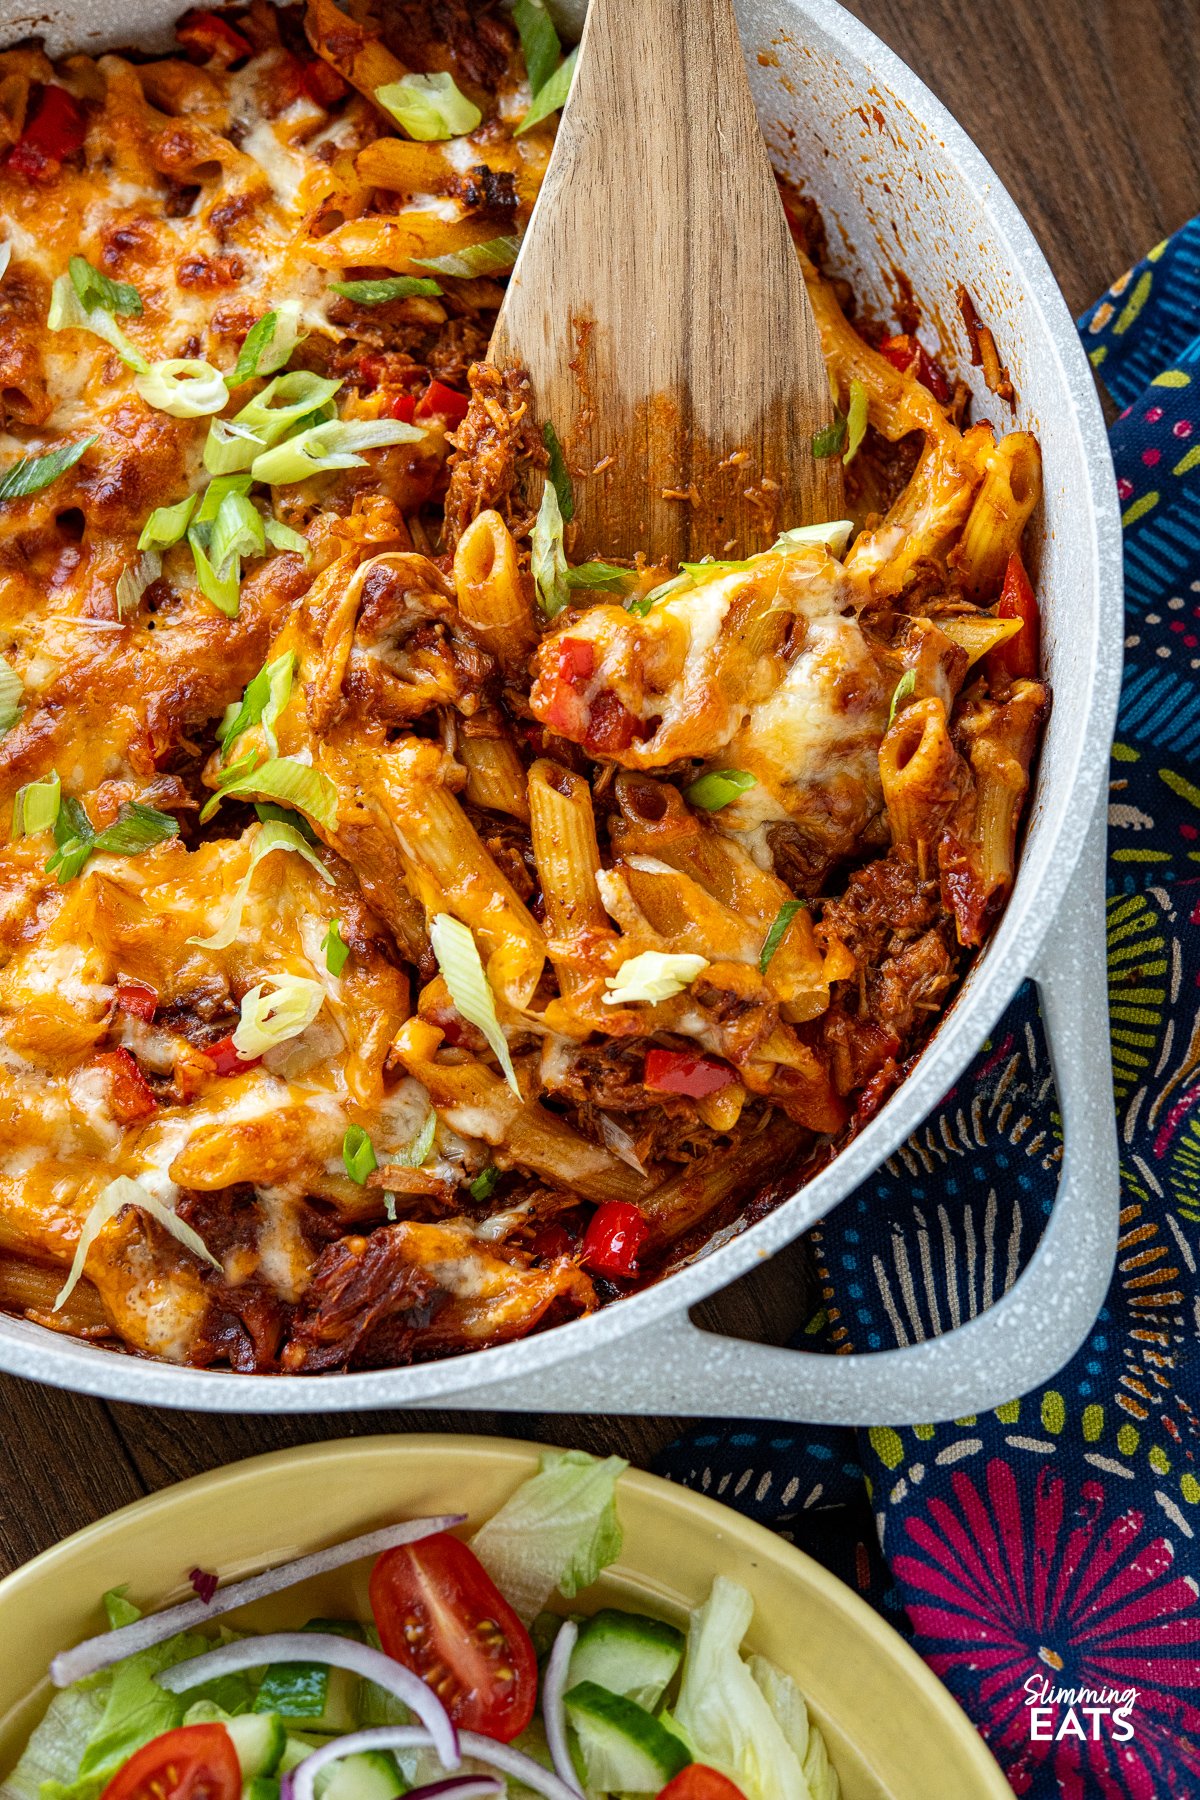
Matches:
[[490, 0, 842, 561]]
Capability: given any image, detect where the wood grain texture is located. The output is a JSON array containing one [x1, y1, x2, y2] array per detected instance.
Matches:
[[490, 0, 841, 560], [1, 0, 1195, 1579]]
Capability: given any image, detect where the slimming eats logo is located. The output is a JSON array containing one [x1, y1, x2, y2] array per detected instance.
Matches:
[[1023, 1674, 1139, 1744]]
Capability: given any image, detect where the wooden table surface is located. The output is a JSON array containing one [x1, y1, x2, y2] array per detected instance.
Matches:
[[1, 0, 1196, 1582]]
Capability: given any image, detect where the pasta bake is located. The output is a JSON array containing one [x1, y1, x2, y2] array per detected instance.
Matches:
[[0, 0, 1048, 1371]]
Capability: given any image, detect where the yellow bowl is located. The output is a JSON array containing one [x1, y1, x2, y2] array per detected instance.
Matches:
[[0, 1435, 1008, 1799]]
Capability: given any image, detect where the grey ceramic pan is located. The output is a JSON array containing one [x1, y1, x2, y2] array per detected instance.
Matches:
[[0, 0, 1123, 1423]]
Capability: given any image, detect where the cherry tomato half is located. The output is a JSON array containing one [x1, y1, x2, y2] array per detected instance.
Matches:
[[988, 550, 1040, 682], [644, 1048, 734, 1099], [370, 1532, 537, 1742], [99, 1725, 240, 1800], [659, 1769, 748, 1800]]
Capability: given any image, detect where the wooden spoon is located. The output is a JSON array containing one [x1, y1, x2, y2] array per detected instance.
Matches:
[[489, 0, 844, 563]]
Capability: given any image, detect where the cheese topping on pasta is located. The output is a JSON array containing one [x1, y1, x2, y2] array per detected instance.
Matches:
[[0, 0, 1047, 1372]]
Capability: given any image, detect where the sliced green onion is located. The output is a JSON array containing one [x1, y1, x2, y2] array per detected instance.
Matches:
[[512, 0, 561, 95], [13, 771, 60, 836], [429, 912, 519, 1096], [400, 1111, 437, 1168], [770, 519, 854, 557], [383, 1193, 397, 1221], [46, 794, 95, 884], [138, 493, 197, 552], [758, 899, 806, 974], [531, 477, 569, 618], [413, 235, 520, 278], [322, 919, 350, 976], [203, 418, 265, 476], [92, 802, 179, 855], [603, 950, 708, 1006], [263, 517, 313, 561], [684, 768, 757, 811], [888, 667, 917, 725], [188, 528, 240, 617], [843, 378, 869, 464], [48, 274, 148, 373], [186, 820, 332, 952], [251, 417, 423, 485], [210, 490, 265, 573], [679, 558, 755, 580], [219, 650, 297, 760], [135, 358, 228, 419], [566, 561, 633, 593], [811, 411, 847, 459], [254, 802, 315, 840], [194, 473, 254, 525], [234, 371, 343, 447], [229, 302, 303, 386], [54, 1176, 220, 1312], [626, 571, 690, 618], [328, 276, 442, 304], [0, 435, 96, 504], [69, 255, 142, 318], [233, 974, 325, 1059], [115, 550, 161, 620], [200, 756, 338, 831], [515, 44, 577, 135], [542, 420, 574, 522], [342, 1124, 378, 1185], [375, 71, 482, 140], [469, 1164, 499, 1202], [0, 655, 22, 734]]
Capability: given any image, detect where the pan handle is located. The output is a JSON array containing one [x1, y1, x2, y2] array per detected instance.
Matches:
[[463, 800, 1117, 1426]]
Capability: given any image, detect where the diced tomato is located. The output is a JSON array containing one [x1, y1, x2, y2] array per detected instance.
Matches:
[[581, 1200, 649, 1278], [7, 86, 86, 182], [355, 352, 384, 390], [201, 1034, 257, 1076], [99, 1725, 240, 1800], [556, 637, 595, 683], [660, 1771, 748, 1800], [371, 1533, 538, 1741], [388, 392, 417, 423], [584, 689, 639, 756], [116, 981, 158, 1023], [415, 379, 470, 425], [644, 1048, 735, 1099], [988, 550, 1040, 681], [176, 9, 253, 67], [93, 1048, 158, 1124], [532, 1221, 573, 1261], [878, 332, 952, 405]]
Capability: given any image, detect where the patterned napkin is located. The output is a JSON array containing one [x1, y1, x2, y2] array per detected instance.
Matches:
[[655, 221, 1200, 1799]]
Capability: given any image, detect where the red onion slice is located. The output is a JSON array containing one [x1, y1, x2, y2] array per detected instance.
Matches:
[[156, 1635, 459, 1770], [541, 1620, 583, 1797], [51, 1515, 463, 1687], [407, 1782, 503, 1800], [285, 1726, 581, 1800]]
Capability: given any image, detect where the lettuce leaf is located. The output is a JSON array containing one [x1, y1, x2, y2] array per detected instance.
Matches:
[[749, 1656, 840, 1800], [470, 1449, 627, 1623], [673, 1577, 816, 1800]]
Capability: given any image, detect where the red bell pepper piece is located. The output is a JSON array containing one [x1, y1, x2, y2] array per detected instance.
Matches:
[[202, 1033, 257, 1076], [7, 86, 86, 181], [531, 1222, 573, 1262], [877, 332, 952, 405], [644, 1047, 735, 1099], [388, 392, 417, 423], [988, 551, 1040, 682], [415, 379, 471, 425], [176, 9, 253, 67], [93, 1048, 158, 1123], [581, 1200, 648, 1278], [116, 981, 158, 1023]]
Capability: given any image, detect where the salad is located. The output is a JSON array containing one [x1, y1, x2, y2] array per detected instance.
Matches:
[[2, 1454, 838, 1800]]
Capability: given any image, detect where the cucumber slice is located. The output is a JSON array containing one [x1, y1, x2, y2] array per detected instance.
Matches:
[[278, 1736, 321, 1776], [243, 1778, 281, 1800], [568, 1610, 685, 1712], [313, 1750, 407, 1800], [563, 1681, 690, 1793], [225, 1713, 287, 1779], [254, 1622, 365, 1731]]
